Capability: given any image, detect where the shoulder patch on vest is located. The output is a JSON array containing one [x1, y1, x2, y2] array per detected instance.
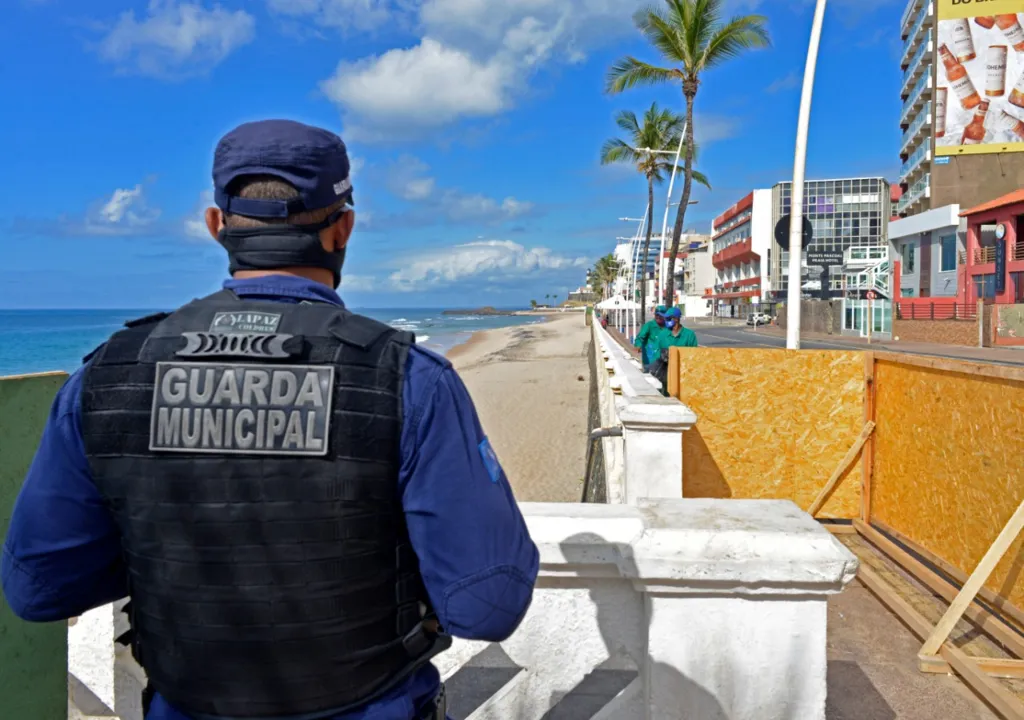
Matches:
[[149, 361, 334, 457], [478, 438, 502, 484], [125, 312, 171, 328]]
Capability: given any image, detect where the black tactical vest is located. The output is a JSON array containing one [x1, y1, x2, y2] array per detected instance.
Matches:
[[80, 290, 440, 719]]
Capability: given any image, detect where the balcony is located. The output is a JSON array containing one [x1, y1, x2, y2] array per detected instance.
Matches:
[[1014, 242, 1024, 261], [845, 245, 889, 266], [975, 246, 996, 264], [896, 174, 930, 215], [901, 2, 932, 65], [901, 0, 923, 36], [901, 30, 932, 95], [711, 237, 759, 268], [900, 102, 931, 155], [899, 144, 931, 182], [901, 72, 932, 121]]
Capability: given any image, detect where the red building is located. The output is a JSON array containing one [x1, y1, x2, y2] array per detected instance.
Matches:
[[955, 190, 1024, 306]]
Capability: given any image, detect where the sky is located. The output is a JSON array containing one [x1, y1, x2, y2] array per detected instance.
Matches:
[[0, 0, 907, 309]]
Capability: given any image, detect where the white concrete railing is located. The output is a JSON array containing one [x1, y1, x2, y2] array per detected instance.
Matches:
[[590, 322, 697, 503], [71, 498, 859, 720]]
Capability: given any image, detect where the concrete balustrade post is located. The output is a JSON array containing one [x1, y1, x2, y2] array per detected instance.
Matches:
[[619, 399, 696, 503], [627, 498, 858, 720]]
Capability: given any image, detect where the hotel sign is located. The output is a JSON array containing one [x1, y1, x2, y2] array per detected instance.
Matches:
[[806, 249, 844, 266]]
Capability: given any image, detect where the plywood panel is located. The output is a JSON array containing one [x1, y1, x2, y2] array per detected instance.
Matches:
[[872, 358, 1024, 610], [0, 371, 69, 720], [674, 348, 866, 519]]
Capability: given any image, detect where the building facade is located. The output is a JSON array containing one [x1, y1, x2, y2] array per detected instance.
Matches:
[[710, 190, 773, 319], [898, 0, 1024, 218], [956, 190, 1024, 304], [888, 204, 965, 299], [771, 178, 892, 300]]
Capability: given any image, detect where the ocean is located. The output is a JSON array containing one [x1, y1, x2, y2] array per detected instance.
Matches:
[[0, 308, 545, 377]]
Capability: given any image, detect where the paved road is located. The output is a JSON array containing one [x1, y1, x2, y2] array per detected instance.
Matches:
[[691, 324, 859, 351]]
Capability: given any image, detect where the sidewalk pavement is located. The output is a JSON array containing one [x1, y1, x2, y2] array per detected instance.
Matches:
[[758, 326, 1024, 366]]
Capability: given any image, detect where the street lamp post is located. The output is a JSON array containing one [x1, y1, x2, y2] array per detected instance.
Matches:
[[786, 0, 828, 350]]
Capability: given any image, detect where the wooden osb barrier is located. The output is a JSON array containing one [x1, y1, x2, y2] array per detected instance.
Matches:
[[870, 353, 1024, 610], [670, 347, 866, 519]]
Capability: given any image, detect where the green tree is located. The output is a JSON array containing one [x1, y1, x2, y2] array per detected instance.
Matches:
[[530, 299, 538, 308], [601, 101, 709, 320], [607, 0, 769, 303], [590, 254, 621, 299]]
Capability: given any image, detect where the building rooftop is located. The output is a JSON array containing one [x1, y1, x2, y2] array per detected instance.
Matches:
[[959, 189, 1024, 218]]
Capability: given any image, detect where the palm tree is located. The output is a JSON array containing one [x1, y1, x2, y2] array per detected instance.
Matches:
[[590, 254, 621, 299], [607, 0, 770, 303], [601, 102, 710, 321]]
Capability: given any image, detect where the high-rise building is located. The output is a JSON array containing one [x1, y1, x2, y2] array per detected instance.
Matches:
[[710, 190, 774, 319], [771, 178, 892, 298], [898, 0, 1024, 219]]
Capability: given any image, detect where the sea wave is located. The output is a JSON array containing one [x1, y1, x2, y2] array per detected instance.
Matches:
[[416, 335, 431, 343]]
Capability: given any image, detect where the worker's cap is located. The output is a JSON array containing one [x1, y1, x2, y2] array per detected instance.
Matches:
[[212, 119, 354, 219], [665, 307, 682, 319], [655, 305, 668, 316]]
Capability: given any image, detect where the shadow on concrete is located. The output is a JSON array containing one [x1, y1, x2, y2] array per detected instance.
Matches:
[[825, 660, 896, 720]]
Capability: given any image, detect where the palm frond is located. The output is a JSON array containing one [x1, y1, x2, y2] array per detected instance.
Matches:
[[614, 109, 642, 136], [636, 5, 688, 64], [606, 56, 678, 94], [600, 138, 641, 166], [699, 15, 771, 71], [690, 169, 712, 190]]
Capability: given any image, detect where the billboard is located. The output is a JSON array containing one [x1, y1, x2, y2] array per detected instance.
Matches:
[[935, 0, 1024, 156]]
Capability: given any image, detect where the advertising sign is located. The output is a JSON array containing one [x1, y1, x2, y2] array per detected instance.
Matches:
[[996, 237, 1007, 293], [935, 0, 1024, 156]]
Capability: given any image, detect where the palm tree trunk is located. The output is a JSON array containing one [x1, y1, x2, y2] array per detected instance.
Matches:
[[639, 177, 655, 325], [665, 88, 697, 306]]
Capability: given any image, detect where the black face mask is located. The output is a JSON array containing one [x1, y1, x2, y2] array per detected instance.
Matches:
[[216, 222, 347, 289]]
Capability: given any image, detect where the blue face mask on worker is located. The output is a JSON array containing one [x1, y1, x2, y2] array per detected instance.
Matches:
[[665, 319, 677, 329]]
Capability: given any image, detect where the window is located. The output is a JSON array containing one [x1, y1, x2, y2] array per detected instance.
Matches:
[[901, 243, 916, 273], [974, 274, 996, 298], [939, 234, 957, 272]]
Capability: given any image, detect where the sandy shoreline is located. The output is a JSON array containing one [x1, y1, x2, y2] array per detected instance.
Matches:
[[447, 313, 591, 503]]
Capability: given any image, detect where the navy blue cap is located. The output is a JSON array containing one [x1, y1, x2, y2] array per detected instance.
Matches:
[[212, 119, 353, 219]]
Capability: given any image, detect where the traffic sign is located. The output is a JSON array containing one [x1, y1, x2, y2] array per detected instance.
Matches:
[[773, 214, 813, 252], [866, 290, 877, 300]]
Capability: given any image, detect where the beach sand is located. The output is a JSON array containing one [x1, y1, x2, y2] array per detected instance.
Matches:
[[448, 313, 591, 502]]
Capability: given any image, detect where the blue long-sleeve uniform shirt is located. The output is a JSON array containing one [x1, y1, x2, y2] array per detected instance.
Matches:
[[1, 275, 539, 720]]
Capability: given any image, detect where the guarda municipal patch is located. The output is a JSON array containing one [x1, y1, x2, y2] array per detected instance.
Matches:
[[210, 311, 282, 334], [149, 362, 334, 456]]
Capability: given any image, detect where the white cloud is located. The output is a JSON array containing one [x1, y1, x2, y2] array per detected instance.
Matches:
[[82, 184, 161, 235], [97, 0, 256, 79], [765, 72, 800, 94], [184, 189, 214, 240], [265, 0, 404, 33], [322, 38, 511, 139], [388, 239, 585, 290], [320, 0, 646, 140], [338, 273, 379, 291], [385, 155, 533, 223]]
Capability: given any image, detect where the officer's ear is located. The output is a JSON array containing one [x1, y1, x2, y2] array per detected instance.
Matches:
[[205, 207, 224, 240], [329, 209, 355, 251]]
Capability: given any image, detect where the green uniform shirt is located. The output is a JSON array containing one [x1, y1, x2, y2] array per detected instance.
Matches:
[[634, 319, 664, 365], [656, 326, 698, 353]]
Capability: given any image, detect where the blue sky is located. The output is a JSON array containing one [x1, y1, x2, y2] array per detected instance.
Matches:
[[1, 0, 905, 309]]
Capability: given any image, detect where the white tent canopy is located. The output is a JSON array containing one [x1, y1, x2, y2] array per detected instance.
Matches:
[[597, 296, 640, 310]]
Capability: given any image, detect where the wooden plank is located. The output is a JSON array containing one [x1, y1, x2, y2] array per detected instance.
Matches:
[[872, 351, 1024, 384], [873, 519, 1024, 631], [855, 520, 1024, 659], [862, 352, 876, 523], [856, 562, 934, 639], [823, 523, 857, 535], [808, 421, 875, 516], [668, 347, 680, 399], [940, 645, 1024, 720], [921, 655, 1024, 679], [921, 501, 1024, 657]]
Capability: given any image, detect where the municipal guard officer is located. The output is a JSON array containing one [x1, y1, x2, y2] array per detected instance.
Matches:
[[1, 119, 540, 720]]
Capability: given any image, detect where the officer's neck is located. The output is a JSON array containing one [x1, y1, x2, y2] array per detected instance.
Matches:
[[233, 268, 334, 287]]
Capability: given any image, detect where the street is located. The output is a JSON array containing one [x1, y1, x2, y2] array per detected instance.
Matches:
[[687, 321, 1024, 366], [690, 323, 857, 351]]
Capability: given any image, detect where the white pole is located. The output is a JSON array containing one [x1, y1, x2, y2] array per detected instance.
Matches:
[[786, 0, 828, 350], [658, 123, 687, 307]]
